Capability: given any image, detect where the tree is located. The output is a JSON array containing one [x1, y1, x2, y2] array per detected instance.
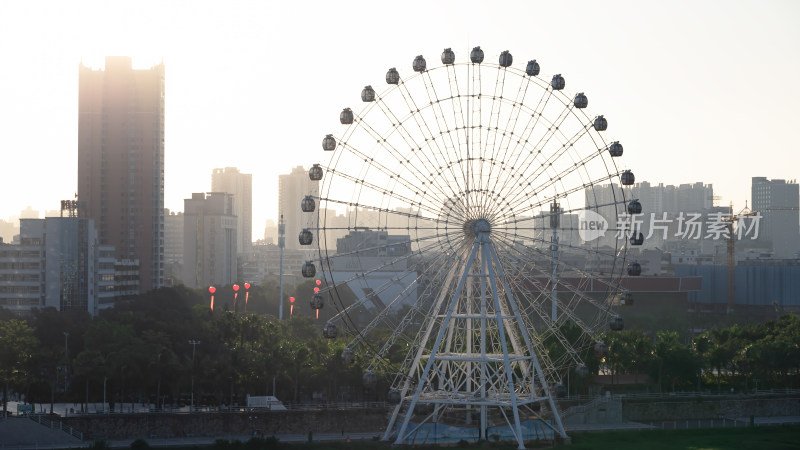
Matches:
[[650, 331, 698, 391], [75, 320, 144, 411], [0, 319, 38, 416]]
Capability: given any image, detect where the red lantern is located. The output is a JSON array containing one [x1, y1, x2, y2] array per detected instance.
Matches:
[[244, 282, 251, 290], [209, 286, 215, 311], [314, 287, 320, 293], [316, 280, 322, 286], [233, 284, 240, 292]]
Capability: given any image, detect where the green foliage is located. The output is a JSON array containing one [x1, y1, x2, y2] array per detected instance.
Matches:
[[0, 319, 38, 413], [88, 440, 110, 450], [130, 438, 151, 450], [568, 426, 800, 450], [2, 286, 799, 409]]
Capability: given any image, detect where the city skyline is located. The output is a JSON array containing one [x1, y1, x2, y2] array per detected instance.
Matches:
[[1, 1, 799, 239]]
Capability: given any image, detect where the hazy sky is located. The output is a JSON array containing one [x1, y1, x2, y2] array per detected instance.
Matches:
[[1, 0, 798, 241]]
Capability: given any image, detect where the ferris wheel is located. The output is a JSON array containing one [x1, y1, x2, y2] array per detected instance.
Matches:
[[300, 46, 641, 447]]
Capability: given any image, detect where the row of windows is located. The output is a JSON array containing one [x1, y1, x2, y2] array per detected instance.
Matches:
[[0, 274, 40, 282], [0, 298, 39, 306], [0, 286, 39, 294], [0, 251, 41, 258], [0, 263, 40, 270]]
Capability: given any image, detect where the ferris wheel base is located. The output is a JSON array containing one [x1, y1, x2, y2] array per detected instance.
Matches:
[[386, 417, 565, 447]]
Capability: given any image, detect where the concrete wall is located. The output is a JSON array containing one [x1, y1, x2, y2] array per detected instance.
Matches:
[[622, 396, 800, 421], [63, 409, 389, 440]]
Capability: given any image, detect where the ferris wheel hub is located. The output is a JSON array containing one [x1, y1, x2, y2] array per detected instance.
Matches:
[[463, 218, 492, 237]]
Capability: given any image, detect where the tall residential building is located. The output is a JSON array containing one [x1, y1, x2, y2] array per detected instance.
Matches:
[[278, 166, 319, 250], [211, 167, 253, 252], [0, 223, 42, 314], [751, 177, 800, 259], [0, 217, 113, 316], [586, 181, 714, 248], [164, 209, 184, 283], [182, 193, 238, 288], [78, 56, 165, 292], [263, 219, 277, 245]]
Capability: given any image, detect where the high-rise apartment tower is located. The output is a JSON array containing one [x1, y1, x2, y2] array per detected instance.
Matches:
[[211, 167, 252, 253], [278, 166, 319, 250], [78, 56, 165, 292], [751, 177, 800, 259]]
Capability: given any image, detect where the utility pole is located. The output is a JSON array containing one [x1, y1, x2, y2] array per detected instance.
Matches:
[[278, 214, 286, 320], [62, 332, 69, 412], [188, 340, 201, 411]]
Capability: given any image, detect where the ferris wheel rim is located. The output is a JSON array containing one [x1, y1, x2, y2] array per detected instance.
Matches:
[[304, 50, 638, 410]]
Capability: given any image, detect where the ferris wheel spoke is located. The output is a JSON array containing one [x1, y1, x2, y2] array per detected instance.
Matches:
[[388, 253, 466, 386], [488, 225, 624, 270], [498, 121, 593, 215], [484, 241, 593, 364], [485, 78, 555, 195], [322, 233, 466, 348], [318, 228, 461, 278], [346, 112, 458, 209], [333, 140, 454, 215], [315, 235, 452, 295], [468, 63, 484, 217], [493, 170, 624, 223], [483, 70, 534, 214], [420, 71, 469, 197], [393, 80, 462, 201], [368, 99, 463, 206], [490, 231, 621, 329], [496, 123, 598, 214], [338, 249, 454, 355], [502, 198, 627, 227], [444, 65, 470, 191], [317, 191, 444, 226], [365, 267, 456, 373], [473, 66, 507, 216]]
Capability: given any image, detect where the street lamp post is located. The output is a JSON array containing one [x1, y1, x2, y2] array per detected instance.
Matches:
[[188, 340, 201, 411], [63, 331, 69, 412]]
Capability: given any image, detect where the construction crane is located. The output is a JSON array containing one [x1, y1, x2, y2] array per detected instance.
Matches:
[[722, 202, 757, 313]]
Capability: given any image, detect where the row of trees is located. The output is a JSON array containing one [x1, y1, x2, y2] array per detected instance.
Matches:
[[0, 285, 381, 415], [1, 285, 799, 415], [576, 313, 800, 393]]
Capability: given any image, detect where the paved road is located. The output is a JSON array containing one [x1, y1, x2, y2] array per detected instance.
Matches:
[[0, 431, 382, 449], [3, 417, 799, 449]]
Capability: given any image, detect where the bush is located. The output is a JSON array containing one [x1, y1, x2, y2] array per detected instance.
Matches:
[[130, 439, 151, 450], [244, 436, 279, 449]]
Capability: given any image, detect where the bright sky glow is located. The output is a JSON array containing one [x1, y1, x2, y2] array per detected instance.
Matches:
[[1, 0, 798, 241]]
